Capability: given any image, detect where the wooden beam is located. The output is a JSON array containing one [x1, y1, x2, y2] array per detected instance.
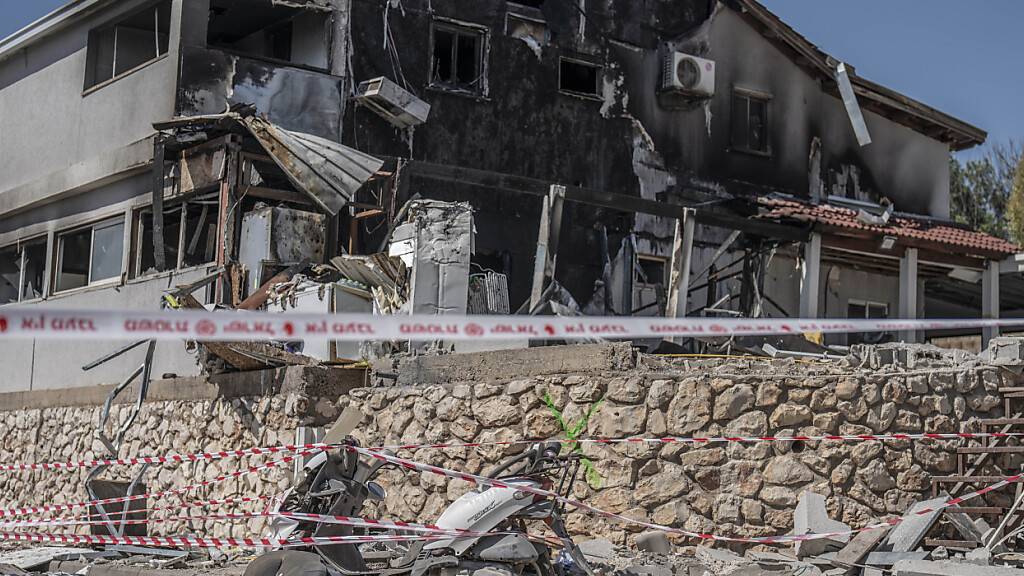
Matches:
[[666, 209, 696, 324], [406, 160, 809, 241]]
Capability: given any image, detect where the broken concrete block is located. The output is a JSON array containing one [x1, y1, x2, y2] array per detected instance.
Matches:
[[965, 547, 992, 566], [865, 551, 929, 566], [985, 337, 1024, 365], [930, 547, 948, 560], [884, 496, 947, 552], [892, 559, 1024, 576], [635, 530, 672, 555], [578, 538, 617, 561], [695, 546, 752, 576], [791, 491, 851, 558]]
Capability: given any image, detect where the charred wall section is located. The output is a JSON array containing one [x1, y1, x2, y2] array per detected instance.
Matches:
[[344, 0, 712, 308]]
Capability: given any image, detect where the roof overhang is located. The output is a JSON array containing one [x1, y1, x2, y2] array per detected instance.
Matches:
[[726, 0, 987, 151], [0, 0, 115, 63]]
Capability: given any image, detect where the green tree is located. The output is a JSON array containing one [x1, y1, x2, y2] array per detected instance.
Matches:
[[1009, 154, 1024, 245], [949, 140, 1022, 240]]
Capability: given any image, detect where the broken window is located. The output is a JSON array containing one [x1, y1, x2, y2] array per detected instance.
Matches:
[[559, 58, 601, 97], [56, 218, 125, 292], [207, 0, 329, 70], [0, 246, 19, 304], [847, 299, 889, 344], [85, 1, 171, 90], [731, 90, 771, 154], [633, 256, 667, 316], [135, 199, 218, 277], [431, 22, 487, 94]]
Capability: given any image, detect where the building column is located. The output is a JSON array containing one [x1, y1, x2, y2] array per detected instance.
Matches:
[[983, 259, 1001, 348], [666, 208, 696, 320], [899, 247, 919, 343], [799, 233, 821, 318]]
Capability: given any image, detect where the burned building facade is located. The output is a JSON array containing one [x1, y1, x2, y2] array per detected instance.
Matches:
[[0, 0, 1016, 391]]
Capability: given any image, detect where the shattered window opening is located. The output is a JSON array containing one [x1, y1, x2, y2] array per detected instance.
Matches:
[[208, 0, 330, 70], [430, 22, 486, 94], [84, 1, 171, 90], [559, 58, 602, 98], [1, 241, 46, 304], [633, 255, 668, 316], [135, 199, 218, 277], [731, 90, 771, 155], [56, 217, 125, 293], [0, 246, 19, 305]]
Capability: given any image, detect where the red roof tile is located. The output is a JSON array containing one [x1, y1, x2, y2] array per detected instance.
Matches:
[[758, 197, 1020, 257]]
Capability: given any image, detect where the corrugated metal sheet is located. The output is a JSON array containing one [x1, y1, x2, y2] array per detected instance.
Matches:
[[242, 116, 385, 215]]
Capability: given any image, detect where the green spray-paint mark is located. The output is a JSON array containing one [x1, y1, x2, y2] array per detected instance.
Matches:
[[543, 393, 604, 488]]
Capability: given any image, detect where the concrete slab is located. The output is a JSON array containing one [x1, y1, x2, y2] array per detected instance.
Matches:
[[885, 496, 947, 552], [791, 491, 851, 558], [892, 559, 1024, 576], [864, 551, 929, 566], [397, 342, 635, 385], [0, 547, 94, 570]]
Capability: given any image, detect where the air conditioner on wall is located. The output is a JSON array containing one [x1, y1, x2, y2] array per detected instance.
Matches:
[[661, 52, 715, 98], [355, 76, 431, 129]]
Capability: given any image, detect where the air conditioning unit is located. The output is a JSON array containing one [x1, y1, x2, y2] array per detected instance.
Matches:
[[661, 52, 715, 98], [355, 76, 431, 128]]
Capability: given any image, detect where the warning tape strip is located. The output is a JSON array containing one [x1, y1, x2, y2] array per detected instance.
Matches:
[[0, 531, 455, 550], [351, 446, 1024, 545], [0, 443, 331, 473], [0, 451, 310, 518], [3, 308, 1024, 341], [0, 511, 504, 538]]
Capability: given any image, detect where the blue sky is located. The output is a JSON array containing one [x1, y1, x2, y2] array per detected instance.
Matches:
[[2, 1, 1021, 158]]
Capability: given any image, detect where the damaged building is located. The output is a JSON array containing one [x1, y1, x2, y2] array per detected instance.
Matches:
[[0, 0, 1019, 390]]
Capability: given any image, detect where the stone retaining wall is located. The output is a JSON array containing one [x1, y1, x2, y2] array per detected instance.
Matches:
[[0, 344, 1018, 544], [346, 344, 1020, 544]]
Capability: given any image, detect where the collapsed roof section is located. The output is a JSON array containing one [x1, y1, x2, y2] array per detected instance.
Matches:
[[154, 111, 384, 215]]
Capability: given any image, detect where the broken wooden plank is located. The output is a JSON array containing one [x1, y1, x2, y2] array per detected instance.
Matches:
[[831, 524, 890, 573]]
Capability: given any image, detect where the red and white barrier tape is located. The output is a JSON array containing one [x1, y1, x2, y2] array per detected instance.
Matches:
[[0, 511, 503, 538], [3, 308, 1024, 341], [0, 530, 453, 550], [0, 451, 310, 518], [351, 446, 1024, 545]]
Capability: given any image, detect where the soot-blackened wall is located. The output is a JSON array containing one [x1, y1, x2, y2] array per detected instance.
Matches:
[[344, 0, 712, 308]]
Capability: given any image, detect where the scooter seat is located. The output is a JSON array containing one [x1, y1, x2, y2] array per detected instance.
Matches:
[[244, 551, 330, 576]]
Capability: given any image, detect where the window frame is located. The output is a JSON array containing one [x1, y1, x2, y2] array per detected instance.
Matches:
[[54, 216, 127, 294], [0, 238, 48, 306], [429, 19, 490, 97], [132, 197, 220, 279], [83, 0, 172, 94], [730, 87, 773, 157], [848, 298, 889, 320], [558, 57, 603, 100]]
